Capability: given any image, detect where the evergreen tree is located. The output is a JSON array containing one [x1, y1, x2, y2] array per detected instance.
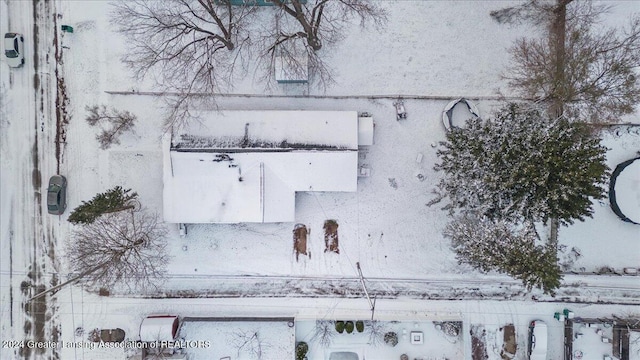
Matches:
[[445, 216, 562, 294], [434, 103, 609, 226], [68, 187, 138, 225]]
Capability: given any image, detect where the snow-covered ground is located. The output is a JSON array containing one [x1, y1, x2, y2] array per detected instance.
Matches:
[[558, 128, 640, 273], [53, 0, 640, 284], [2, 0, 640, 359]]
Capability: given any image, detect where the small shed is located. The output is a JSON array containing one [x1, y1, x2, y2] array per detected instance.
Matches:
[[139, 315, 180, 342]]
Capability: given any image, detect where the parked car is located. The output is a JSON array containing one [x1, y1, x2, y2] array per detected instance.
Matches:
[[4, 33, 24, 67], [528, 320, 548, 360], [47, 175, 67, 215]]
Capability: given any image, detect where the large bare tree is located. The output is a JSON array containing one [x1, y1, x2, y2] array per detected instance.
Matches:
[[491, 0, 640, 123], [111, 0, 257, 127], [67, 208, 169, 292], [270, 0, 386, 51], [261, 0, 387, 87]]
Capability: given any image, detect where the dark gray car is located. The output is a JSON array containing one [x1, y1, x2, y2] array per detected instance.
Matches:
[[47, 175, 67, 215]]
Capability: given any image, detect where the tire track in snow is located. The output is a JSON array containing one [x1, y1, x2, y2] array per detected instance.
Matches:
[[16, 0, 60, 358], [106, 273, 640, 305]]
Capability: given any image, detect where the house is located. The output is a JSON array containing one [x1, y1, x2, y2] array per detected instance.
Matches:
[[565, 317, 640, 360], [162, 110, 359, 224]]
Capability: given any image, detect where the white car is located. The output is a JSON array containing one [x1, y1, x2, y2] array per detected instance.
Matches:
[[528, 320, 548, 360], [4, 33, 24, 67]]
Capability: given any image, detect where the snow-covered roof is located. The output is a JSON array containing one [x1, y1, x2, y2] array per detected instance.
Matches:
[[139, 315, 179, 342], [179, 319, 295, 359], [163, 111, 358, 223]]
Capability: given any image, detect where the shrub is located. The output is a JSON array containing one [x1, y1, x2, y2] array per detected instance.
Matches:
[[384, 331, 398, 347], [296, 342, 308, 360], [335, 321, 345, 333], [356, 320, 364, 333], [345, 321, 354, 334]]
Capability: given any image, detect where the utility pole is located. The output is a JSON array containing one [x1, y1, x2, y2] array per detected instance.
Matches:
[[356, 262, 376, 320]]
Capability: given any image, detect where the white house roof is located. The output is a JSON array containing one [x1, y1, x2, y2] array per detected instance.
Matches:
[[163, 111, 359, 224]]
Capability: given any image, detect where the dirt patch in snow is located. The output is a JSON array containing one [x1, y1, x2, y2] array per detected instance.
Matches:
[[293, 223, 310, 261], [471, 325, 488, 360], [323, 220, 339, 254], [500, 324, 517, 359]]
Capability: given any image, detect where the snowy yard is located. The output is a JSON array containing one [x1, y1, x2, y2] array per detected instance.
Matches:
[[54, 0, 640, 285], [570, 320, 616, 360]]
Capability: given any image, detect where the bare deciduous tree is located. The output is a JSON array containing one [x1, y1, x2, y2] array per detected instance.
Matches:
[[111, 0, 257, 127], [365, 320, 387, 347], [492, 0, 640, 122], [271, 0, 387, 52], [310, 320, 335, 347], [489, 0, 606, 27], [67, 208, 169, 292], [260, 0, 387, 88], [85, 105, 136, 149], [232, 330, 267, 359], [112, 0, 387, 124]]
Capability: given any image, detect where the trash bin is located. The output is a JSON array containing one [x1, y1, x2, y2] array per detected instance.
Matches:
[[563, 308, 575, 319]]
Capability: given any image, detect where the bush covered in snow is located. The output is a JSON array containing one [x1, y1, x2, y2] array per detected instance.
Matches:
[[295, 342, 308, 360], [384, 331, 398, 347]]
